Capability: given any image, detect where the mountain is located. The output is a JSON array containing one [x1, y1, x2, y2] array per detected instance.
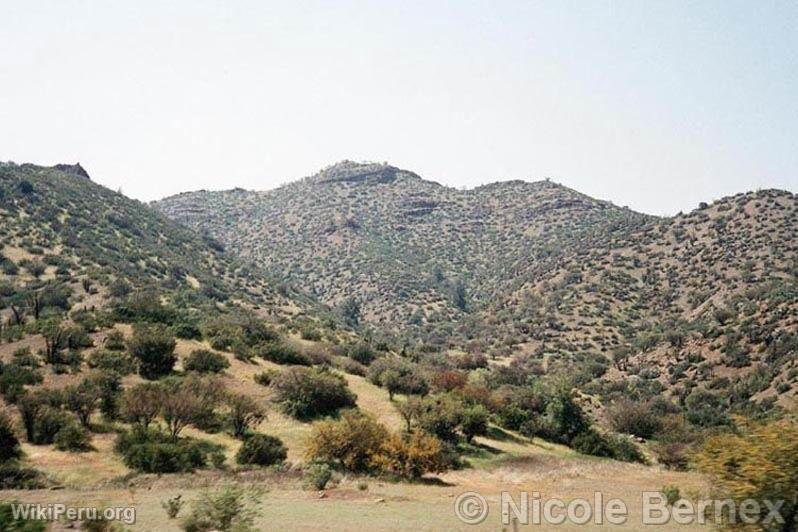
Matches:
[[156, 160, 798, 407], [0, 161, 325, 328]]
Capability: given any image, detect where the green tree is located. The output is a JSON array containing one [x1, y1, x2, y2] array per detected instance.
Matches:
[[129, 323, 177, 379]]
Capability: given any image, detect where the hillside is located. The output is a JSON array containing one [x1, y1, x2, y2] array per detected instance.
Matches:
[[0, 161, 717, 531], [0, 160, 794, 530], [155, 161, 652, 338], [0, 162, 336, 325], [156, 161, 798, 412]]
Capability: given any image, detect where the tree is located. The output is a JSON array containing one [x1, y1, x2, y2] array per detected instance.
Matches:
[[128, 323, 176, 379], [88, 370, 122, 420], [40, 318, 68, 364], [416, 394, 465, 443], [451, 280, 467, 311], [160, 381, 203, 441], [396, 397, 423, 433], [694, 417, 798, 531], [121, 382, 163, 430], [63, 379, 100, 427], [337, 297, 361, 328], [544, 390, 590, 445], [460, 404, 489, 443], [368, 358, 428, 400], [227, 393, 266, 439]]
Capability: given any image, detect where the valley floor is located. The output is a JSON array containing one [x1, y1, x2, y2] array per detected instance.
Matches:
[[1, 433, 710, 531]]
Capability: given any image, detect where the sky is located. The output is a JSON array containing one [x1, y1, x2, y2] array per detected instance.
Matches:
[[1, 1, 796, 215]]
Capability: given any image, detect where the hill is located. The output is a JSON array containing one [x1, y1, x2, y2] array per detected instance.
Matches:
[[156, 161, 798, 413]]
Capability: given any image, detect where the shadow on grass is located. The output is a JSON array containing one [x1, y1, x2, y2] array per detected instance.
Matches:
[[484, 426, 526, 444]]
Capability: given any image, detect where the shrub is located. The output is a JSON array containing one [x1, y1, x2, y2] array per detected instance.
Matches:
[[17, 388, 62, 443], [259, 342, 311, 366], [0, 413, 21, 462], [300, 327, 321, 341], [226, 394, 265, 438], [173, 322, 202, 341], [116, 428, 223, 474], [306, 410, 388, 472], [87, 349, 136, 375], [302, 462, 332, 490], [368, 358, 428, 399], [661, 485, 681, 506], [609, 400, 663, 439], [695, 418, 798, 529], [347, 344, 376, 365], [181, 485, 260, 532], [335, 357, 366, 377], [523, 390, 590, 445], [63, 380, 100, 427], [31, 406, 68, 445], [236, 434, 287, 466], [104, 330, 127, 351], [253, 370, 278, 387], [0, 362, 43, 403], [0, 463, 48, 490], [162, 495, 186, 520], [371, 431, 450, 479], [571, 430, 645, 463], [184, 350, 230, 374], [84, 370, 122, 421], [653, 442, 691, 471], [271, 367, 356, 419], [128, 323, 177, 379], [53, 421, 92, 452], [416, 394, 465, 443]]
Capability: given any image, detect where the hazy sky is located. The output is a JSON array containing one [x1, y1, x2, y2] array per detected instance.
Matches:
[[1, 1, 796, 215]]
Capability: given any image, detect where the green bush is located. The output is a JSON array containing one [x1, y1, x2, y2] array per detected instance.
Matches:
[[300, 327, 322, 341], [521, 391, 590, 445], [253, 370, 278, 387], [116, 428, 224, 473], [235, 434, 287, 466], [0, 413, 21, 462], [87, 349, 136, 375], [259, 342, 311, 366], [104, 330, 127, 351], [302, 462, 332, 490], [271, 367, 356, 419], [0, 463, 48, 489], [129, 323, 177, 379], [173, 322, 203, 340], [181, 485, 260, 532], [184, 350, 230, 374], [0, 362, 43, 403], [571, 430, 645, 463], [31, 406, 68, 445], [348, 343, 377, 365], [609, 400, 663, 439], [53, 421, 93, 452]]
